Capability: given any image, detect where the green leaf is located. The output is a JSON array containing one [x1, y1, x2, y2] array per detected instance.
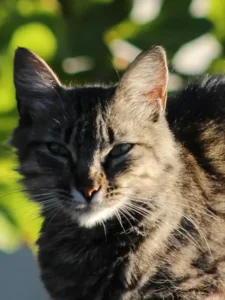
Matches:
[[208, 0, 225, 40], [0, 208, 21, 253]]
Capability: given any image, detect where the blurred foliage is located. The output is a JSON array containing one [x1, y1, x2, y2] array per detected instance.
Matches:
[[0, 0, 225, 253]]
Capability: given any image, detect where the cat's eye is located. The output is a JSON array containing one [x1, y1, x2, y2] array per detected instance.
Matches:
[[109, 144, 133, 158], [47, 143, 69, 156]]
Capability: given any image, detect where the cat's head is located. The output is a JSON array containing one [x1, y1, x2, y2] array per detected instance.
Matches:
[[11, 46, 179, 228]]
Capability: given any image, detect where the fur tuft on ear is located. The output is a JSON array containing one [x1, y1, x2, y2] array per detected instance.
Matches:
[[14, 47, 61, 120], [116, 46, 168, 118]]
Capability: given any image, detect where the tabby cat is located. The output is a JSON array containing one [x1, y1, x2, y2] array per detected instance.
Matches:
[[11, 46, 225, 300]]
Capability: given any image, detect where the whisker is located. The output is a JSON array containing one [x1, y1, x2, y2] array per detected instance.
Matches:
[[118, 195, 212, 257], [115, 211, 126, 234]]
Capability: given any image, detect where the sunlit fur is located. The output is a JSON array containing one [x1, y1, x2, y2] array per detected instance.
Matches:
[[11, 47, 225, 300]]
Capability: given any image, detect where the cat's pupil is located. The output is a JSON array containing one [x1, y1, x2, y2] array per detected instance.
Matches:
[[109, 143, 133, 158], [47, 143, 69, 156]]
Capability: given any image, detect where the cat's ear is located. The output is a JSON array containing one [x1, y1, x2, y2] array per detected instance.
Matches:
[[14, 47, 61, 120], [116, 46, 168, 117]]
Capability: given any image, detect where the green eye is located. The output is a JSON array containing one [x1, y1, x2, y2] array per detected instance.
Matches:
[[109, 144, 133, 158], [47, 143, 69, 156]]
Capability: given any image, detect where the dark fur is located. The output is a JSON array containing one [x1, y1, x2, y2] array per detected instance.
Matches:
[[11, 47, 225, 300]]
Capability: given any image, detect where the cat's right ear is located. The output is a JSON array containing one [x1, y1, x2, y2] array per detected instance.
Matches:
[[14, 47, 61, 120], [115, 46, 168, 120]]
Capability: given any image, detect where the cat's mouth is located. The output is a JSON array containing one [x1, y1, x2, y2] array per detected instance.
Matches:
[[65, 190, 124, 227], [71, 203, 123, 228], [73, 202, 104, 212]]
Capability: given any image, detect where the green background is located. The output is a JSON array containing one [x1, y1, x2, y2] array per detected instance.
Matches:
[[0, 0, 225, 253]]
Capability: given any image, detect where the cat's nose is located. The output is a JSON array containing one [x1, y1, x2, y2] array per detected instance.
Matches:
[[78, 185, 100, 201]]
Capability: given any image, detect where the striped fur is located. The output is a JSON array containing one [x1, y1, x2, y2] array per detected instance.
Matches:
[[11, 47, 225, 299]]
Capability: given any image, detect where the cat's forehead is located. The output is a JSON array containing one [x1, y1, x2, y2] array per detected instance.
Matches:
[[68, 86, 116, 112], [65, 86, 116, 148], [64, 85, 149, 146]]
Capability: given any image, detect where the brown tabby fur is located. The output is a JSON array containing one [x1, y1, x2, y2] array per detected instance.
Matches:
[[11, 46, 225, 300]]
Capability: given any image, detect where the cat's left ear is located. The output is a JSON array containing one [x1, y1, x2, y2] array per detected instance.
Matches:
[[116, 46, 168, 115], [14, 47, 61, 120]]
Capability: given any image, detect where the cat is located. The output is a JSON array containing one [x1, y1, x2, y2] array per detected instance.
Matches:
[[11, 45, 225, 300]]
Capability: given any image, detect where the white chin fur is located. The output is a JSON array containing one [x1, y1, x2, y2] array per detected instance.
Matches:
[[77, 203, 122, 228]]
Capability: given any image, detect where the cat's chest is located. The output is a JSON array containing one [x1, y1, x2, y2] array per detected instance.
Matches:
[[38, 225, 137, 299]]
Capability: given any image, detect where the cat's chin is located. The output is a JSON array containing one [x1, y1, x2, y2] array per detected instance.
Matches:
[[70, 201, 125, 228]]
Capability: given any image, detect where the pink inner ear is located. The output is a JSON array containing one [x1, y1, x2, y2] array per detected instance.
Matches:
[[144, 85, 167, 109]]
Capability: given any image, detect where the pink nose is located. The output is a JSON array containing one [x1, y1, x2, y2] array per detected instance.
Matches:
[[79, 186, 100, 200]]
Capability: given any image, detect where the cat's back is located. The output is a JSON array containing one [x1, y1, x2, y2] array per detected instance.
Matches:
[[167, 74, 225, 182], [167, 74, 225, 130]]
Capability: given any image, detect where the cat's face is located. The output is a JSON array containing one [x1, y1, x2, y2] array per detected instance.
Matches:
[[12, 47, 179, 227]]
